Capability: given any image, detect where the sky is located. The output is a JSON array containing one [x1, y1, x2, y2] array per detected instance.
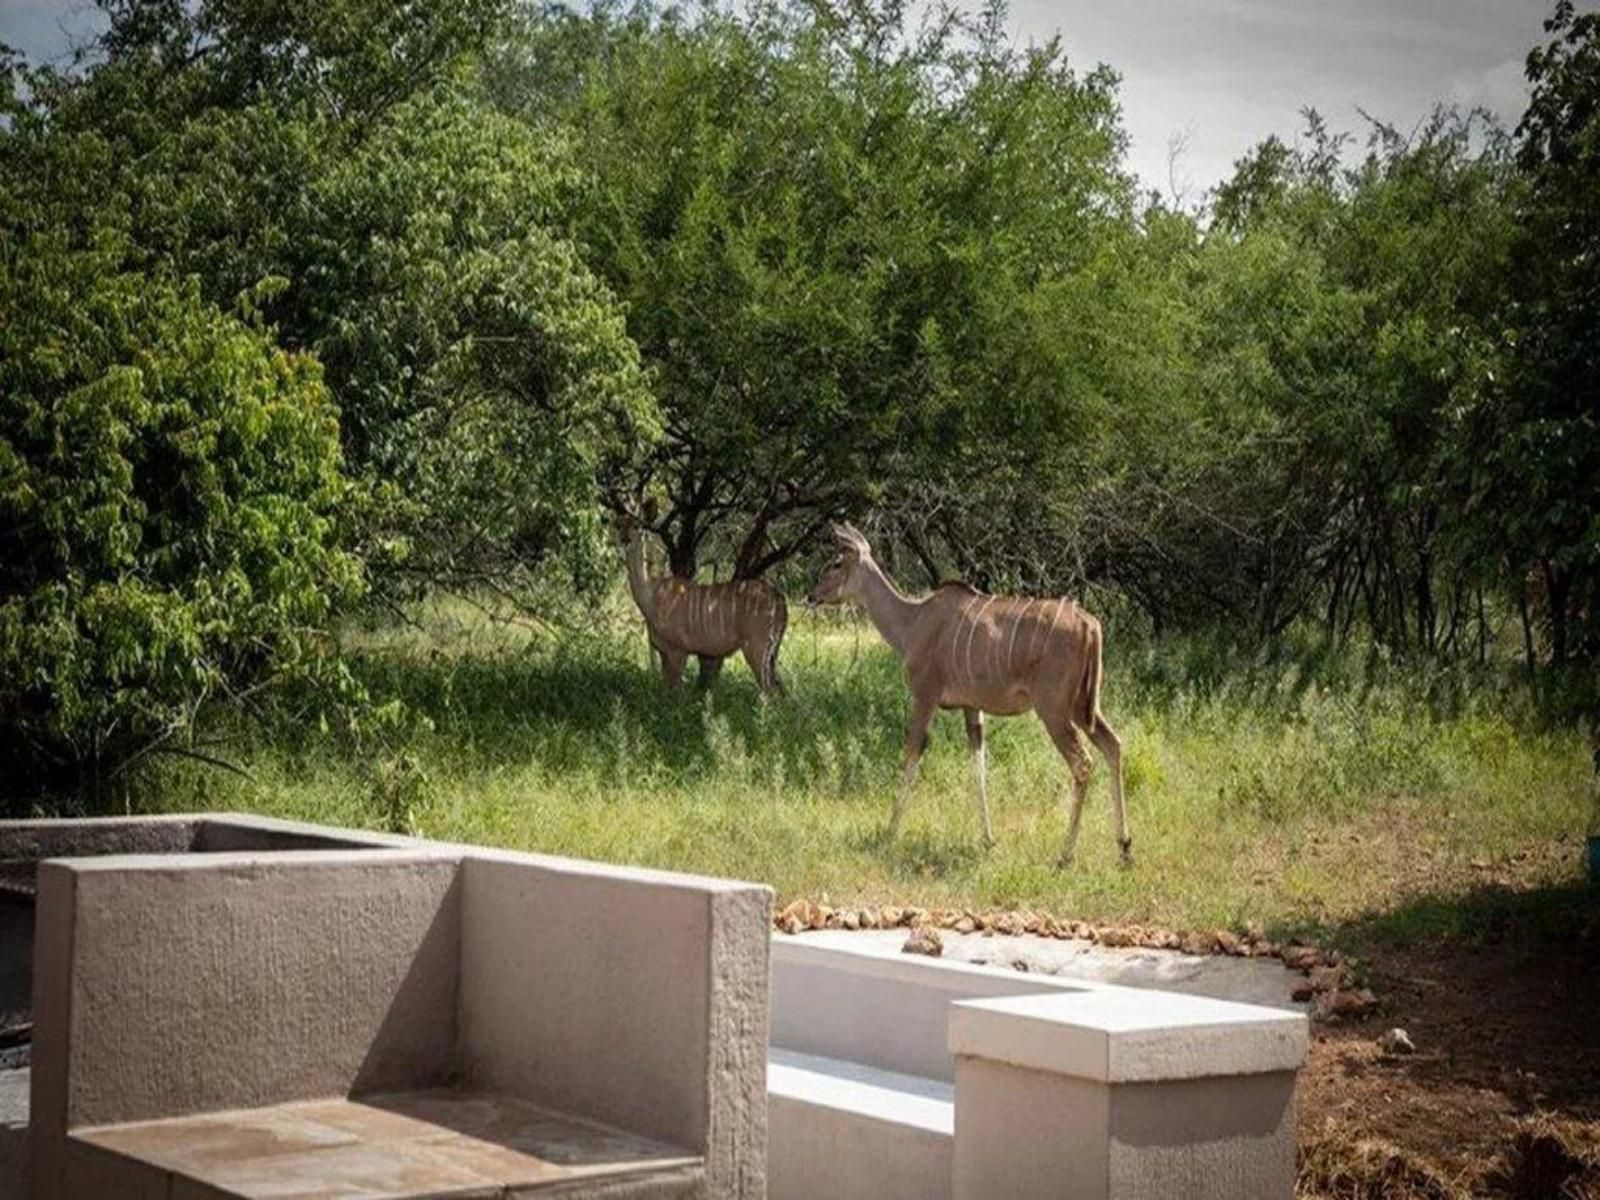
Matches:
[[0, 0, 1585, 199], [1005, 0, 1571, 202]]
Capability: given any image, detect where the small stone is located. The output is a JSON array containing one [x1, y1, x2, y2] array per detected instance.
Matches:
[[954, 917, 977, 934], [1378, 1028, 1415, 1056], [1281, 945, 1322, 971], [1323, 988, 1378, 1020], [881, 906, 904, 928], [1099, 927, 1136, 948], [1214, 929, 1242, 956], [1309, 963, 1346, 993], [779, 915, 804, 935], [1179, 931, 1212, 957], [841, 910, 860, 931], [902, 928, 943, 958], [861, 907, 881, 929], [1291, 982, 1315, 1003]]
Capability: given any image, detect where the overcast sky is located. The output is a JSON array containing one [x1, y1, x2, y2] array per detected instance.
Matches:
[[0, 0, 1584, 198]]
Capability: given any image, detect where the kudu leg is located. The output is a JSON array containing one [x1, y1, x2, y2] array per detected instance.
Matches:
[[1089, 713, 1131, 866], [890, 694, 939, 838], [965, 708, 994, 847], [696, 655, 723, 691], [1043, 716, 1094, 867], [740, 638, 783, 697], [659, 646, 687, 691]]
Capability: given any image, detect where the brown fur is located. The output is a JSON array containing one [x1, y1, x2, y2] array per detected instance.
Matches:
[[808, 524, 1128, 865], [623, 526, 787, 695]]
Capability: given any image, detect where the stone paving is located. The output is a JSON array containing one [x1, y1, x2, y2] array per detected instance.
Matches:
[[72, 1088, 703, 1199]]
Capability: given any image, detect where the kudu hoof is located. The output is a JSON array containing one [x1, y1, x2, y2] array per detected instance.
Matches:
[[1055, 852, 1075, 871], [1118, 838, 1135, 868]]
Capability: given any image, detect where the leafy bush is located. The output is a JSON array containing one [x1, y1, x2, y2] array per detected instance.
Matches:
[[0, 228, 362, 803], [115, 86, 659, 599]]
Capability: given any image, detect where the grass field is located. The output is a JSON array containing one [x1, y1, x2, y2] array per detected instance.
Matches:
[[136, 595, 1595, 942]]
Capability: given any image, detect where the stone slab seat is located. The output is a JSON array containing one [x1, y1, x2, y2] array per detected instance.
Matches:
[[767, 1048, 952, 1200], [67, 1088, 704, 1200], [25, 828, 771, 1200]]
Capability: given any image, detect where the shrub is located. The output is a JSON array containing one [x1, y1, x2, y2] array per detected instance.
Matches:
[[0, 230, 362, 803]]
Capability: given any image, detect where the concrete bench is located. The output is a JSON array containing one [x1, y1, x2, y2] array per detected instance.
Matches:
[[768, 1048, 952, 1200], [24, 819, 771, 1200], [768, 933, 1307, 1200], [768, 934, 1081, 1200]]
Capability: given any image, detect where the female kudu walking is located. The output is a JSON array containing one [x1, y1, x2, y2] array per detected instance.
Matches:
[[621, 516, 787, 695], [807, 524, 1128, 866]]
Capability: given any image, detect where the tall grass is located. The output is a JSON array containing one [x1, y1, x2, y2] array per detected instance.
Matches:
[[139, 596, 1595, 938]]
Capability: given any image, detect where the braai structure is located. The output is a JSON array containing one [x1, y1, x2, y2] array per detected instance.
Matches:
[[808, 524, 1128, 865], [622, 516, 788, 695]]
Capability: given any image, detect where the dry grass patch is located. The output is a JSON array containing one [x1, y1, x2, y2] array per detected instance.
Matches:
[[1296, 1131, 1465, 1200]]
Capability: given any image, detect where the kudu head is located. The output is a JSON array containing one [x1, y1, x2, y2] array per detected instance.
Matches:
[[611, 493, 658, 545], [807, 523, 874, 607]]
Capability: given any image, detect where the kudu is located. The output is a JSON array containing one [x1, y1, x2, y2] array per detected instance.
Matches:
[[621, 516, 788, 695], [808, 523, 1129, 866]]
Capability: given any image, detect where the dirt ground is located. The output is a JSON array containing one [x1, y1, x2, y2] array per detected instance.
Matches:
[[1297, 867, 1600, 1197]]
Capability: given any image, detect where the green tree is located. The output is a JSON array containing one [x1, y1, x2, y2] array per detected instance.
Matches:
[[498, 0, 1135, 581], [1497, 0, 1600, 670], [32, 0, 659, 603]]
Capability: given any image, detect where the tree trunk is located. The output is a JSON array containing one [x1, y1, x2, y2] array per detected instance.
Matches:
[[1519, 575, 1538, 680], [1542, 558, 1569, 667]]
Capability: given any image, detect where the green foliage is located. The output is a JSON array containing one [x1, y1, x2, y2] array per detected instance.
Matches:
[[35, 0, 659, 603], [1497, 0, 1600, 672], [1, 0, 661, 795], [498, 0, 1134, 578], [0, 226, 361, 800]]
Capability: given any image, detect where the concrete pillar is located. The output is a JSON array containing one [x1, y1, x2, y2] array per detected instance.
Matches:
[[949, 989, 1306, 1200]]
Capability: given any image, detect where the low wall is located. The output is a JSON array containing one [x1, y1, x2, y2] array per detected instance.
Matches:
[[768, 936, 1308, 1200], [771, 935, 1081, 1081], [458, 852, 770, 1193], [13, 813, 773, 1200]]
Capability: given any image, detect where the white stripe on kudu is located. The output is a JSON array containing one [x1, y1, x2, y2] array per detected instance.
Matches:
[[1006, 599, 1035, 673], [968, 596, 997, 684]]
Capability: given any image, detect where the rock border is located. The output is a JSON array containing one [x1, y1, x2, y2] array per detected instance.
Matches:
[[773, 899, 1377, 1020]]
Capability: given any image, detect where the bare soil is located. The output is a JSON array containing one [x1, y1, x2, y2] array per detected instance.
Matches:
[[1298, 867, 1600, 1197]]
